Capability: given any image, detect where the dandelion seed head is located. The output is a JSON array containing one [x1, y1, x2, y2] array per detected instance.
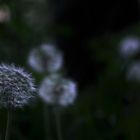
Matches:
[[119, 37, 140, 59], [28, 44, 63, 73], [39, 74, 77, 106], [0, 64, 36, 109]]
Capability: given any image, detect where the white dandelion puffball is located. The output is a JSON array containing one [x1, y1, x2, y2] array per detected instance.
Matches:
[[0, 64, 36, 109], [119, 37, 140, 59], [28, 44, 63, 73], [39, 74, 77, 106], [127, 61, 140, 81]]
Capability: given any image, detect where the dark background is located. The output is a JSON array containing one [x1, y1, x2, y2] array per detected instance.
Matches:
[[0, 0, 140, 140]]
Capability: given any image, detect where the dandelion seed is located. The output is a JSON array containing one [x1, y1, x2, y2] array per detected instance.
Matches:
[[0, 64, 36, 109], [119, 37, 140, 59], [28, 43, 63, 73], [39, 74, 77, 106]]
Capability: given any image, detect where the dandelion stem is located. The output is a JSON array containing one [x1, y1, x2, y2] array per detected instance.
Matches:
[[5, 111, 11, 140], [54, 107, 63, 140], [43, 104, 52, 140]]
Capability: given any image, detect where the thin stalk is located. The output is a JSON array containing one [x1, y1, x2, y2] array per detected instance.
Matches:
[[43, 104, 52, 140], [5, 111, 11, 140], [53, 107, 63, 140]]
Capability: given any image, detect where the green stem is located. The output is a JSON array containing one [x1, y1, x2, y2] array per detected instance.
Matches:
[[53, 107, 63, 140], [43, 104, 52, 140], [5, 111, 11, 140]]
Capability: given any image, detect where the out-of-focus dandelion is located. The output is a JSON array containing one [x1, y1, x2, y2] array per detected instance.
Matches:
[[28, 43, 64, 140], [39, 74, 77, 140], [0, 5, 11, 23], [119, 37, 140, 59], [28, 43, 63, 73], [39, 74, 77, 106], [22, 1, 47, 30], [23, 9, 46, 30], [0, 64, 36, 140], [127, 61, 140, 81]]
